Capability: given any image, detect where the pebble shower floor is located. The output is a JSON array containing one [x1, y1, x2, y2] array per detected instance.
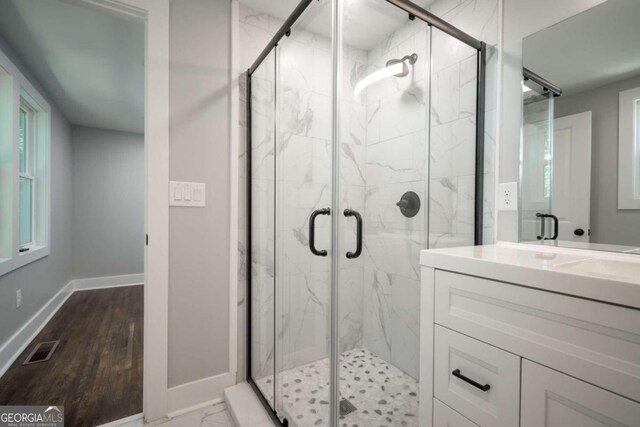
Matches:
[[255, 348, 419, 426]]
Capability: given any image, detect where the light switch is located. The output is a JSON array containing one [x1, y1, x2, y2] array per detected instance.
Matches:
[[174, 185, 183, 201], [169, 181, 206, 207]]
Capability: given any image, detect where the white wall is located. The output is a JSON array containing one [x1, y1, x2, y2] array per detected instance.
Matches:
[[0, 35, 73, 347], [168, 0, 232, 388], [554, 74, 640, 246], [498, 0, 606, 241], [71, 126, 144, 279]]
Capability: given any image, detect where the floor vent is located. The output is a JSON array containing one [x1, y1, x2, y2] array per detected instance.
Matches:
[[339, 398, 357, 417], [23, 340, 60, 365]]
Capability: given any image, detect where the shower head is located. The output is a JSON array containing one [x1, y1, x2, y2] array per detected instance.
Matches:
[[353, 53, 418, 100], [385, 53, 418, 77]]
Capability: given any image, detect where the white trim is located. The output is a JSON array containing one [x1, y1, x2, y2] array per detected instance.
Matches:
[[167, 372, 236, 415], [71, 0, 171, 421], [494, 0, 504, 244], [0, 281, 73, 378], [83, 0, 171, 422], [0, 275, 143, 378], [618, 86, 640, 209], [229, 0, 240, 380], [69, 273, 144, 291], [0, 35, 52, 277]]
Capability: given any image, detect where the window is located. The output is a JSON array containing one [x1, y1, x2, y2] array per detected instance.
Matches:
[[19, 103, 35, 248], [618, 87, 640, 209], [0, 52, 51, 276]]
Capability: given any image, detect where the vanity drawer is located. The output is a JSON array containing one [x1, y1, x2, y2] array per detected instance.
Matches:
[[434, 270, 640, 402], [521, 360, 640, 427], [434, 325, 520, 427], [434, 398, 478, 427]]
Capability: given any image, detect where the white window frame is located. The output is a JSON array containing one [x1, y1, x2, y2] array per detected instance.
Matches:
[[0, 46, 51, 276], [618, 86, 640, 209], [18, 101, 36, 250]]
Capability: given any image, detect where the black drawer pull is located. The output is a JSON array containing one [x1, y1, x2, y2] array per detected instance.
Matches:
[[452, 369, 491, 392]]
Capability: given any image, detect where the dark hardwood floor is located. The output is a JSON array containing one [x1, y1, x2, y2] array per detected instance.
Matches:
[[0, 286, 143, 426]]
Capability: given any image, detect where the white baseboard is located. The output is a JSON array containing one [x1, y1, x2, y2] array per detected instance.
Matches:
[[167, 372, 236, 415], [70, 273, 144, 291], [0, 273, 144, 378], [0, 281, 74, 378]]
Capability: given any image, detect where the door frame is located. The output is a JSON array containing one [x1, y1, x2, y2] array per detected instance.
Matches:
[[77, 0, 170, 422]]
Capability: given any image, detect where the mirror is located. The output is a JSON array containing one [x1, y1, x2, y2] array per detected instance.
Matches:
[[519, 0, 640, 253]]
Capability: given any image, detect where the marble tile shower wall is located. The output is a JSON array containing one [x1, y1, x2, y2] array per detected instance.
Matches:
[[359, 0, 499, 381], [429, 0, 499, 249], [361, 21, 429, 381], [237, 0, 499, 383]]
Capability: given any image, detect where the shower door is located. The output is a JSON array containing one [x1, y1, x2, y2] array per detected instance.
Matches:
[[273, 1, 334, 425], [247, 0, 486, 426], [333, 1, 480, 425], [520, 78, 554, 242], [333, 1, 429, 423]]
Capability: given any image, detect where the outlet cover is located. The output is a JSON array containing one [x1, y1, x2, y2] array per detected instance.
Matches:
[[499, 182, 518, 211]]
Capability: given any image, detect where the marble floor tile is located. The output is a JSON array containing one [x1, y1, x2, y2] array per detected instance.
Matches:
[[255, 348, 419, 427], [115, 405, 238, 427]]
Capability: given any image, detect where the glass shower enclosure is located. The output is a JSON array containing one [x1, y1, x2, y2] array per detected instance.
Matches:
[[519, 67, 560, 242], [246, 0, 486, 425]]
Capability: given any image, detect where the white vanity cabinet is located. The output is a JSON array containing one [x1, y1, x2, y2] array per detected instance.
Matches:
[[521, 360, 640, 427], [420, 244, 640, 427]]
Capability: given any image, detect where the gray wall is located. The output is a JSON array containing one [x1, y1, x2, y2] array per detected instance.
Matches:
[[555, 74, 640, 246], [0, 35, 73, 346], [168, 0, 231, 387], [71, 126, 144, 279]]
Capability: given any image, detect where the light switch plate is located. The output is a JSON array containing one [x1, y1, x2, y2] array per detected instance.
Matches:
[[170, 181, 206, 207], [498, 182, 518, 211]]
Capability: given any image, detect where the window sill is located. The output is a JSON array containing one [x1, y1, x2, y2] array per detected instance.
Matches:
[[0, 245, 50, 277]]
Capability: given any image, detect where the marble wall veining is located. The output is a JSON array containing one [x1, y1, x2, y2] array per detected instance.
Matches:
[[237, 0, 499, 389], [361, 21, 429, 380], [238, 2, 367, 385]]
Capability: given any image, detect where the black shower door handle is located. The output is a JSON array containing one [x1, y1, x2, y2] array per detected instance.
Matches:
[[309, 208, 330, 256], [536, 212, 559, 240], [344, 209, 363, 259]]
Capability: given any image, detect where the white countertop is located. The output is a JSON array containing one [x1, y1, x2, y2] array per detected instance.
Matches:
[[421, 242, 640, 309]]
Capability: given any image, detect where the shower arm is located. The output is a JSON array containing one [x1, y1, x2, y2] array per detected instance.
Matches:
[[353, 53, 418, 100]]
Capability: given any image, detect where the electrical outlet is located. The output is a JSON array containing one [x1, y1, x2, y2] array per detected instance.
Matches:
[[499, 182, 518, 211], [16, 289, 21, 308]]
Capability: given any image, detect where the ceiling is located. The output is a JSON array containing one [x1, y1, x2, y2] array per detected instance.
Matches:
[[240, 0, 437, 51], [0, 0, 144, 133], [523, 0, 640, 96]]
